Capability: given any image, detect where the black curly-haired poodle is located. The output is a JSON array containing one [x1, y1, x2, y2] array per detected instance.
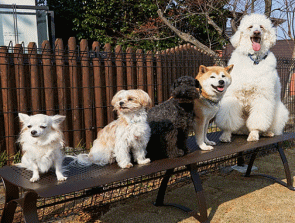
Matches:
[[146, 76, 200, 161]]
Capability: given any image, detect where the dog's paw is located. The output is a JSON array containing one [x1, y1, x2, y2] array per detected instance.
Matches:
[[262, 131, 274, 138], [205, 140, 216, 146], [137, 158, 151, 165], [219, 132, 231, 142], [30, 176, 40, 182], [247, 130, 259, 141], [119, 163, 133, 169], [57, 176, 67, 181], [199, 143, 214, 151]]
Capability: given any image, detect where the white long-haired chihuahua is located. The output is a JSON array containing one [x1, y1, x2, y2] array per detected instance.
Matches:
[[76, 89, 152, 169], [16, 113, 67, 182]]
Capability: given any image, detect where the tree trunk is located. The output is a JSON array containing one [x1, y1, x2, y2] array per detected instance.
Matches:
[[264, 0, 272, 17]]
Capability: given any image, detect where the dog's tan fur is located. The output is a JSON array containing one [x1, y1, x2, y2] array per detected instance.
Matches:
[[194, 65, 233, 150]]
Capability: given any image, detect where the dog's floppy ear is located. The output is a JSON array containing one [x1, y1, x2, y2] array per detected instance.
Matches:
[[230, 30, 242, 48], [225, 64, 234, 74], [19, 113, 30, 124], [264, 26, 277, 49], [52, 115, 66, 125]]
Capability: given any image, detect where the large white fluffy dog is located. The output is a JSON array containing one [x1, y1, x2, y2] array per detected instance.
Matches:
[[216, 13, 289, 142]]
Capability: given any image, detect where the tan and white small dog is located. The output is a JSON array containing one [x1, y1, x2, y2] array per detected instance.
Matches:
[[76, 89, 152, 169], [194, 65, 233, 150], [16, 113, 67, 182]]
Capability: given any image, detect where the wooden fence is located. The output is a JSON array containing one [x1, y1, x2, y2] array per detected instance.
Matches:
[[0, 37, 216, 158]]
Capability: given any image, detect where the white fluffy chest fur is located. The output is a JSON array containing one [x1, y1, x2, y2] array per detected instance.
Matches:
[[116, 111, 151, 144], [225, 51, 280, 104]]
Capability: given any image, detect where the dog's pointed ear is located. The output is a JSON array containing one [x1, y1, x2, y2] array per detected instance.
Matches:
[[225, 64, 234, 74], [52, 115, 66, 125], [230, 30, 242, 48], [199, 65, 208, 74], [19, 113, 30, 124]]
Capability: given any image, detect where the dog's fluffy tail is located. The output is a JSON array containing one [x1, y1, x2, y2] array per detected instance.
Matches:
[[67, 154, 93, 167]]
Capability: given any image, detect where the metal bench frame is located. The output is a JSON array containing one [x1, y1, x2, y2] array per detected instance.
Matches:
[[1, 132, 294, 223]]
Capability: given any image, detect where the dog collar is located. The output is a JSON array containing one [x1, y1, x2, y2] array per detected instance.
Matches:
[[248, 52, 268, 65]]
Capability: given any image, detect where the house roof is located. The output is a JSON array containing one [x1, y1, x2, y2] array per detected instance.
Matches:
[[222, 40, 294, 59]]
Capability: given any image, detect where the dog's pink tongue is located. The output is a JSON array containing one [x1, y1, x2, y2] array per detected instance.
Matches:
[[217, 87, 224, 92], [252, 42, 261, 51]]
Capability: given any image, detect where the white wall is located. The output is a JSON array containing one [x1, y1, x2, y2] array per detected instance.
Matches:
[[0, 0, 40, 47]]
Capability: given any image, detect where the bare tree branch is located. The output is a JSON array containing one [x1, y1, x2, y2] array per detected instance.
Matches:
[[157, 9, 218, 57]]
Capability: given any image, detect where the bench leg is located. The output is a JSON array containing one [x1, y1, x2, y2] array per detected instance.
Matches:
[[153, 166, 209, 223], [245, 143, 295, 191], [188, 164, 209, 223], [1, 178, 19, 223]]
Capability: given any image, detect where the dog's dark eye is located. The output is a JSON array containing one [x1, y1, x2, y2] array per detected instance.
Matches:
[[260, 25, 264, 29], [27, 125, 32, 128], [128, 98, 133, 101], [40, 126, 47, 129], [222, 75, 225, 78], [249, 25, 253, 28], [210, 76, 215, 78]]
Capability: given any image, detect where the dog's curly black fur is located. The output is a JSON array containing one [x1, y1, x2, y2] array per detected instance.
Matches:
[[146, 76, 200, 161]]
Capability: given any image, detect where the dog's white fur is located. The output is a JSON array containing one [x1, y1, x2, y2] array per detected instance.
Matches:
[[16, 113, 67, 182], [194, 65, 233, 150], [216, 13, 289, 142], [76, 89, 152, 169]]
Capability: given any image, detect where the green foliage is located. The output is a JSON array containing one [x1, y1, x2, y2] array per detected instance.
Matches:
[[0, 150, 22, 167], [46, 0, 229, 51]]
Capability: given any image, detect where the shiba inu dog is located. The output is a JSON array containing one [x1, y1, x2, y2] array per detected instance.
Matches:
[[194, 65, 233, 150]]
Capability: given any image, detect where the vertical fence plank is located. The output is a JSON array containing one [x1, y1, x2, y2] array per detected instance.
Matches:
[[170, 47, 177, 82], [0, 46, 15, 161], [28, 42, 40, 114], [14, 44, 27, 113], [42, 40, 55, 116], [136, 49, 145, 91], [92, 41, 105, 132], [146, 50, 154, 105], [156, 51, 163, 104], [55, 38, 69, 144], [104, 43, 114, 122], [126, 47, 135, 89], [80, 39, 93, 149], [68, 37, 82, 147], [115, 45, 124, 91], [166, 49, 172, 99]]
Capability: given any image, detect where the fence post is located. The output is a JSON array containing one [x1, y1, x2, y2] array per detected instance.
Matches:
[[115, 45, 124, 91], [80, 39, 93, 149], [126, 47, 135, 89], [55, 38, 69, 144], [146, 50, 154, 106], [104, 43, 114, 123], [14, 44, 27, 113], [28, 42, 40, 114], [156, 51, 163, 104], [42, 40, 55, 116], [170, 47, 177, 82], [136, 49, 145, 91], [92, 41, 105, 132], [68, 37, 82, 148], [0, 46, 15, 162]]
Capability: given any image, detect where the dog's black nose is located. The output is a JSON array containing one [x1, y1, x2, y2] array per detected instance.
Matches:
[[31, 130, 37, 136], [253, 30, 260, 35], [119, 101, 124, 106], [219, 80, 225, 85]]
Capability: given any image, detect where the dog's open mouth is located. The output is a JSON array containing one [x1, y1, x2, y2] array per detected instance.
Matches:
[[251, 36, 261, 51], [211, 85, 224, 93]]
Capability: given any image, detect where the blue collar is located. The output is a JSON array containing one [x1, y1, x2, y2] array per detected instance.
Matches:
[[248, 52, 268, 65]]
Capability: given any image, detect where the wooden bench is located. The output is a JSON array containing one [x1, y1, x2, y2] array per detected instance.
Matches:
[[0, 131, 295, 223]]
